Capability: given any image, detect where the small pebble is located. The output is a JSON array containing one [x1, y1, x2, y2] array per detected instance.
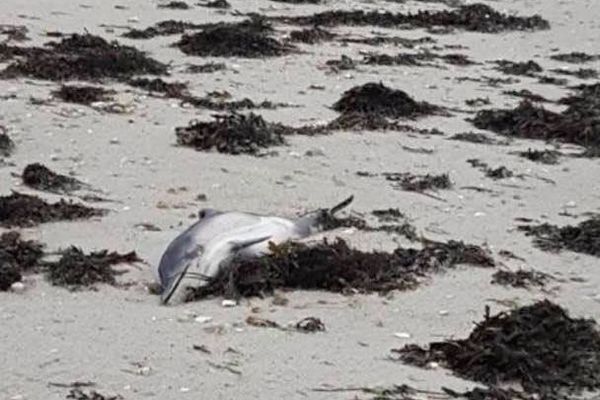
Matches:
[[439, 310, 449, 316], [180, 387, 190, 393], [393, 332, 412, 339], [194, 316, 213, 324], [10, 282, 25, 293]]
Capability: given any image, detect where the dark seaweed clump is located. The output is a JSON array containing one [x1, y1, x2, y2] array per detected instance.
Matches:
[[384, 172, 452, 192], [272, 4, 549, 33], [186, 62, 226, 73], [471, 83, 600, 154], [340, 35, 435, 48], [0, 192, 104, 227], [519, 217, 600, 257], [0, 126, 15, 157], [289, 26, 335, 43], [551, 68, 598, 80], [177, 18, 293, 57], [22, 163, 83, 193], [491, 269, 550, 289], [467, 159, 514, 180], [198, 0, 231, 8], [550, 52, 599, 64], [175, 113, 293, 155], [158, 1, 190, 9], [494, 60, 542, 76], [517, 148, 561, 164], [122, 20, 204, 39], [1, 34, 167, 81], [0, 24, 28, 42], [188, 238, 494, 300], [503, 89, 550, 103], [332, 82, 440, 119], [395, 300, 600, 394], [270, 0, 323, 3], [52, 85, 113, 105], [67, 389, 123, 400], [0, 231, 44, 290], [448, 132, 503, 145], [127, 77, 188, 98], [46, 247, 140, 287]]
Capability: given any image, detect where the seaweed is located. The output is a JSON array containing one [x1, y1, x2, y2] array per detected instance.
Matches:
[[0, 192, 104, 227], [45, 247, 140, 288], [550, 68, 598, 80], [0, 231, 44, 290], [467, 159, 514, 180], [494, 60, 542, 76], [339, 35, 435, 48], [448, 132, 502, 145], [289, 26, 335, 43], [503, 89, 550, 103], [332, 82, 440, 119], [175, 113, 292, 155], [465, 98, 491, 107], [67, 389, 123, 400], [516, 149, 560, 165], [491, 269, 550, 289], [384, 172, 452, 192], [186, 62, 226, 73], [1, 33, 167, 81], [158, 1, 190, 9], [177, 17, 294, 57], [127, 77, 188, 98], [538, 75, 568, 86], [198, 0, 231, 8], [550, 52, 599, 64], [394, 300, 600, 394], [325, 55, 356, 71], [271, 4, 549, 33], [470, 87, 600, 154], [0, 24, 28, 42], [295, 317, 325, 332], [52, 85, 114, 105], [518, 217, 600, 257], [0, 126, 15, 157], [270, 0, 323, 3], [188, 237, 493, 300], [122, 20, 203, 39], [22, 163, 84, 193]]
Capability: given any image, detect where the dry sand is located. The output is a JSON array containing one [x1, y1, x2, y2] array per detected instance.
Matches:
[[1, 0, 600, 399]]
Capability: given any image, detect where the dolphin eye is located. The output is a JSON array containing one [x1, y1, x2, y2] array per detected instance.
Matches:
[[199, 210, 206, 219]]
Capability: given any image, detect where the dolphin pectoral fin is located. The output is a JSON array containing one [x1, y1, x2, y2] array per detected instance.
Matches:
[[161, 261, 193, 305], [329, 195, 354, 215], [230, 235, 272, 251]]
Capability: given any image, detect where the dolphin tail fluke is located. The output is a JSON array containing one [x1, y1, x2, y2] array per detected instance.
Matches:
[[329, 195, 354, 215]]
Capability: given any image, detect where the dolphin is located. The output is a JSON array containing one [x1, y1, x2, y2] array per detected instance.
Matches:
[[157, 195, 354, 305]]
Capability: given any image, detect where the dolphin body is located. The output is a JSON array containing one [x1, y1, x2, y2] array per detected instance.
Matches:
[[157, 196, 354, 305]]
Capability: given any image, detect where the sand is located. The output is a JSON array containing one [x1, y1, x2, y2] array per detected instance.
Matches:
[[1, 0, 600, 399]]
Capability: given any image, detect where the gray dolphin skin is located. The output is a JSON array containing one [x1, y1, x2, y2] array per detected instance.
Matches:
[[157, 195, 354, 305]]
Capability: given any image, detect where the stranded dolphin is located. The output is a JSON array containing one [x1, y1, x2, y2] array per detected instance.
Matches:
[[156, 196, 354, 305]]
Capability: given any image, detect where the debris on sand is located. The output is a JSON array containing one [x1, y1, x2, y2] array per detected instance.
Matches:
[[0, 192, 104, 227], [394, 300, 600, 394], [295, 317, 325, 333], [175, 113, 290, 155], [494, 60, 542, 76], [363, 51, 475, 68], [465, 97, 490, 107], [186, 62, 226, 73], [0, 126, 15, 157], [503, 89, 550, 103], [340, 35, 435, 49], [122, 20, 203, 39], [1, 33, 167, 81], [198, 0, 231, 8], [0, 231, 44, 290], [177, 17, 294, 57], [550, 52, 599, 64], [384, 172, 452, 193], [0, 24, 29, 42], [321, 210, 418, 241], [46, 247, 140, 288], [325, 55, 356, 72], [471, 86, 600, 154], [188, 237, 493, 300], [551, 68, 598, 80], [22, 163, 84, 193], [271, 0, 323, 3], [443, 386, 543, 400], [448, 132, 505, 145], [332, 82, 441, 119], [467, 159, 514, 180], [491, 269, 550, 289], [158, 1, 190, 9], [52, 85, 114, 105], [271, 4, 549, 33], [517, 148, 561, 165], [127, 77, 188, 98], [67, 389, 123, 400], [519, 217, 600, 257], [538, 75, 568, 86], [289, 26, 335, 43]]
